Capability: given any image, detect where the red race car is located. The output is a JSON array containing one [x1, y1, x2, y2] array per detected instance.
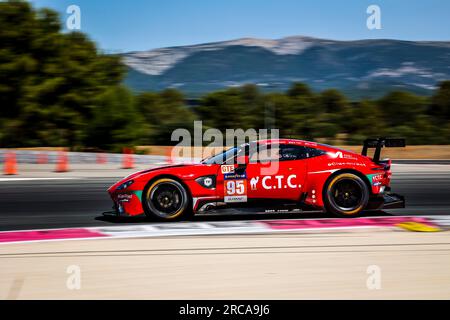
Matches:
[[107, 138, 405, 221]]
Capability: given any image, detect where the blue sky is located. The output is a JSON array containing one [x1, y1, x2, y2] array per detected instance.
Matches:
[[31, 0, 450, 52]]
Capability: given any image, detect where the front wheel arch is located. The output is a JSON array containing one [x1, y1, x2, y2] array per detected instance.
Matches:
[[142, 175, 193, 221]]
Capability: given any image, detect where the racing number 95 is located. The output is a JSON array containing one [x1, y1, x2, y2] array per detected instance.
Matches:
[[226, 180, 246, 196]]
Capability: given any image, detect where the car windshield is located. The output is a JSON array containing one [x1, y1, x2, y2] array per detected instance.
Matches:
[[201, 147, 240, 165]]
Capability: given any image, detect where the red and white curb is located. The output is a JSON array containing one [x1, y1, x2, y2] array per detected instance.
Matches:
[[0, 216, 446, 245]]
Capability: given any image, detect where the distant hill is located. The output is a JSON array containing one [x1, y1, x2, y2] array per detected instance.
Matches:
[[122, 36, 450, 98]]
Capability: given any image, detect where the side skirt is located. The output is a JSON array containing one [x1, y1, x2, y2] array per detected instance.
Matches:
[[196, 198, 324, 214]]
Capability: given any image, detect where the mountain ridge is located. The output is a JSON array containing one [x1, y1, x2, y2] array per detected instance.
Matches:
[[122, 35, 450, 98]]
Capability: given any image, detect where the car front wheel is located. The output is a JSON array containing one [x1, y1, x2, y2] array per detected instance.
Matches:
[[143, 178, 192, 221]]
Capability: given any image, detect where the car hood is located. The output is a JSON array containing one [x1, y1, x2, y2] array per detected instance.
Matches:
[[109, 162, 212, 192], [123, 163, 193, 180]]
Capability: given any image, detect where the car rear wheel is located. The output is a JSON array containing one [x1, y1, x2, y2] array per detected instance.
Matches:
[[323, 173, 369, 217], [143, 178, 192, 221]]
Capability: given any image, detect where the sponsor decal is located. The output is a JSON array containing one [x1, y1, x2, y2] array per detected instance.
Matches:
[[250, 174, 301, 191], [265, 208, 302, 213], [367, 173, 384, 186], [250, 177, 259, 190], [327, 151, 358, 160], [117, 194, 133, 202], [221, 165, 235, 174], [196, 176, 216, 189], [224, 179, 247, 203], [224, 195, 248, 203], [327, 151, 344, 159], [203, 177, 213, 187], [224, 173, 247, 180], [328, 162, 367, 167]]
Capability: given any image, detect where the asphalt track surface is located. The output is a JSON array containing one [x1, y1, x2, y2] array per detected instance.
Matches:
[[0, 168, 449, 232], [0, 165, 450, 231]]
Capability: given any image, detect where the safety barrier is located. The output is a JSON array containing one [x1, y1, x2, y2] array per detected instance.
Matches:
[[0, 149, 201, 175]]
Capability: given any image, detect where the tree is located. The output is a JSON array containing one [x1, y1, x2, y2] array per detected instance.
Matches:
[[195, 87, 255, 132], [0, 0, 124, 148], [285, 83, 318, 139], [344, 100, 386, 137], [377, 91, 427, 127], [430, 81, 450, 121], [84, 86, 149, 151], [312, 89, 351, 138], [287, 82, 314, 99], [317, 89, 349, 114], [135, 89, 196, 145]]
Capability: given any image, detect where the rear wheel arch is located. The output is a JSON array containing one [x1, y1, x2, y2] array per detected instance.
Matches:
[[324, 169, 372, 195], [322, 169, 371, 217]]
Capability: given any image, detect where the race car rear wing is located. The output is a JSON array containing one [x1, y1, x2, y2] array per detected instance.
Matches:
[[362, 138, 406, 163]]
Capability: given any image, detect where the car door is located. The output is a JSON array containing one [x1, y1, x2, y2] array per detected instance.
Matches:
[[215, 145, 250, 204], [245, 144, 308, 201]]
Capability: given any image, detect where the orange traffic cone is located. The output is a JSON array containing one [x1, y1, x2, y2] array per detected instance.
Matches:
[[55, 151, 69, 172], [3, 152, 17, 175], [122, 148, 134, 169]]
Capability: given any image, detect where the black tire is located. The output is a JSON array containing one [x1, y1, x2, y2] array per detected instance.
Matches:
[[142, 178, 192, 221], [323, 173, 369, 217]]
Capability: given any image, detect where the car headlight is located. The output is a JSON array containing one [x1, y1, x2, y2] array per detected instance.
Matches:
[[117, 179, 134, 190]]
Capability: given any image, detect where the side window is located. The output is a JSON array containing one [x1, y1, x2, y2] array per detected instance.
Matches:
[[279, 145, 326, 160], [280, 145, 309, 161], [249, 145, 281, 163], [305, 147, 326, 158]]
